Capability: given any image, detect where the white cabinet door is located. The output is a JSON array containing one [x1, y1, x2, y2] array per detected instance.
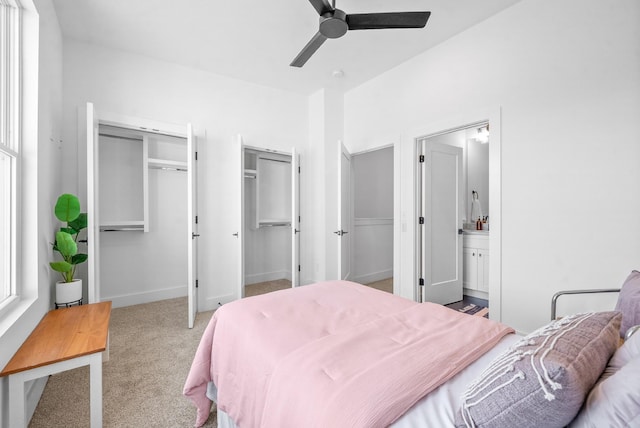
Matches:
[[478, 250, 490, 292], [463, 247, 477, 290]]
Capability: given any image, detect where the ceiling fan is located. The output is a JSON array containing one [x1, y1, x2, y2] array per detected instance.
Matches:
[[290, 0, 431, 67]]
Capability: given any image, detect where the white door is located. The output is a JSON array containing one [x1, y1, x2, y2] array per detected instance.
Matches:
[[418, 141, 463, 305], [291, 147, 300, 286], [236, 135, 245, 299], [85, 102, 101, 303], [187, 124, 198, 328], [337, 141, 351, 280]]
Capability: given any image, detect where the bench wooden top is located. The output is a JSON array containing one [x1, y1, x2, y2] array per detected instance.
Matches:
[[0, 301, 112, 377]]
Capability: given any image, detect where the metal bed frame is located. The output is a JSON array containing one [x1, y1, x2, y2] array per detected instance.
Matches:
[[550, 287, 640, 340], [550, 288, 621, 320]]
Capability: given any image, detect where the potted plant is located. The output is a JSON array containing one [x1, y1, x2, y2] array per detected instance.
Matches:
[[50, 193, 88, 305]]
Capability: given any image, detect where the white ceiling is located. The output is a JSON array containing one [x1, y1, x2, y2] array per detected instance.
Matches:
[[51, 0, 522, 95]]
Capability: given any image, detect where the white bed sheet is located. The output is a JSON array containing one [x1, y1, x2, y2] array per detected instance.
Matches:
[[212, 333, 521, 428]]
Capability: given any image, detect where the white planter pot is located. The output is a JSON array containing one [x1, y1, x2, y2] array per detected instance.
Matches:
[[55, 279, 83, 305]]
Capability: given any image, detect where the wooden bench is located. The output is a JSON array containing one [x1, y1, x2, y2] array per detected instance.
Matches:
[[0, 301, 112, 427]]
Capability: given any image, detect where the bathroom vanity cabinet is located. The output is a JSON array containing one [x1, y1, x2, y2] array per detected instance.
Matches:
[[463, 233, 490, 293]]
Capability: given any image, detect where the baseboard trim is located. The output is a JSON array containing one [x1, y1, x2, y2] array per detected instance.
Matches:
[[245, 271, 291, 285], [352, 269, 393, 285], [103, 286, 187, 308], [203, 294, 236, 312], [463, 288, 489, 300]]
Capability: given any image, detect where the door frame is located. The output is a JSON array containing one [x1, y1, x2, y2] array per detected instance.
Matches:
[[80, 106, 197, 320], [403, 107, 502, 321]]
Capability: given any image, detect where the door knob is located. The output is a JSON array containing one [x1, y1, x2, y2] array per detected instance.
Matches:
[[192, 233, 200, 239], [232, 232, 239, 237], [334, 230, 348, 236]]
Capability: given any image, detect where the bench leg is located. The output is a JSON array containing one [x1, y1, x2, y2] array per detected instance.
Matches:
[[8, 373, 27, 427], [89, 353, 103, 427]]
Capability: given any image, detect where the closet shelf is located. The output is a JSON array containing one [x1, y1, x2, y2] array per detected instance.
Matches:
[[100, 220, 146, 232], [148, 158, 188, 171], [258, 220, 291, 227]]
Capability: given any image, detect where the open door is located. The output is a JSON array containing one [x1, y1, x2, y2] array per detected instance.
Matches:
[[236, 135, 245, 299], [418, 140, 463, 305], [86, 102, 101, 303], [337, 141, 351, 280], [187, 124, 198, 328], [291, 148, 300, 286]]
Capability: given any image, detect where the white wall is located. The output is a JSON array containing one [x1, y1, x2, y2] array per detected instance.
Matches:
[[0, 0, 64, 423], [302, 89, 344, 284], [60, 40, 309, 312], [344, 0, 640, 333]]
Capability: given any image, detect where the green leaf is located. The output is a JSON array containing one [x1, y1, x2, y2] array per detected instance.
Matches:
[[71, 253, 88, 264], [56, 231, 77, 257], [60, 227, 77, 235], [54, 194, 80, 223], [50, 261, 72, 273], [68, 213, 87, 231]]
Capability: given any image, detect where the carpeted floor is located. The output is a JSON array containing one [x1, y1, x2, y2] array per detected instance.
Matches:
[[364, 277, 393, 293], [244, 278, 291, 297], [29, 298, 217, 427]]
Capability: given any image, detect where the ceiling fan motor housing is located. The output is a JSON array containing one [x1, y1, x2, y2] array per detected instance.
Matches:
[[320, 9, 348, 38]]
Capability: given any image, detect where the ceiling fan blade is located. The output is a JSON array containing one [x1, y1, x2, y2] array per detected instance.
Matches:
[[346, 11, 431, 30], [308, 0, 333, 16], [290, 32, 327, 68]]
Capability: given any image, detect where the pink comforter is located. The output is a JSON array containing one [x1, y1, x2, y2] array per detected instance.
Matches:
[[183, 280, 513, 427]]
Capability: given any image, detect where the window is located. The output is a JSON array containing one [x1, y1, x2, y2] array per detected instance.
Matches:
[[0, 0, 21, 306]]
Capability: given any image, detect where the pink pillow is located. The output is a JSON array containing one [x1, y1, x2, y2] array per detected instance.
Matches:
[[615, 270, 640, 338]]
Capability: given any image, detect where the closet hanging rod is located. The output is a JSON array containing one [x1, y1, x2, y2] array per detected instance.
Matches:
[[100, 228, 144, 232], [98, 132, 144, 142], [149, 165, 187, 172], [259, 157, 291, 164]]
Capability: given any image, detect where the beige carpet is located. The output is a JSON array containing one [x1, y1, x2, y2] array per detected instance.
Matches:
[[29, 298, 217, 427], [244, 278, 291, 297], [245, 278, 393, 296], [364, 277, 393, 294]]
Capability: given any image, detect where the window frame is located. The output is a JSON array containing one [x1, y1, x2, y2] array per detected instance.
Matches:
[[0, 0, 23, 312]]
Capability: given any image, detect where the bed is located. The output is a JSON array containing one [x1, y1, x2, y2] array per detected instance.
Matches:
[[184, 274, 640, 427]]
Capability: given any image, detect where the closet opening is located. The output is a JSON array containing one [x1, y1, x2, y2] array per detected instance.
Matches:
[[82, 103, 198, 327], [242, 147, 298, 297], [97, 124, 191, 307]]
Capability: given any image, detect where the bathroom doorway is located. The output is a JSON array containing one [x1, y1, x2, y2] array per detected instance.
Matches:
[[416, 118, 500, 317]]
